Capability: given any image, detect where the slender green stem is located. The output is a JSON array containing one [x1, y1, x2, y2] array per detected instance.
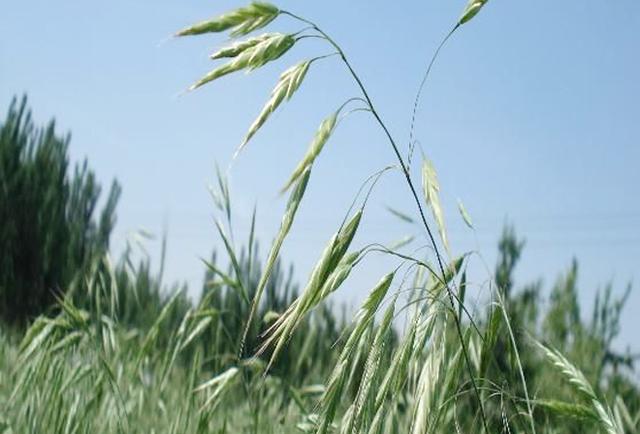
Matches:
[[496, 294, 537, 434], [338, 96, 369, 110], [340, 165, 396, 232], [295, 34, 327, 42], [337, 107, 371, 125], [292, 26, 316, 37], [309, 52, 340, 63], [408, 24, 459, 158], [282, 9, 490, 431]]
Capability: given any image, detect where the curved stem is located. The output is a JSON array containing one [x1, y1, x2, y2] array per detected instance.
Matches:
[[337, 96, 369, 113], [283, 9, 489, 431], [337, 107, 371, 126], [309, 52, 340, 63], [292, 26, 316, 37], [408, 24, 459, 156], [340, 165, 395, 231], [295, 34, 328, 42]]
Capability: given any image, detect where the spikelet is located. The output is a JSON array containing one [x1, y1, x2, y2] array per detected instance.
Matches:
[[240, 167, 311, 354], [317, 273, 395, 434], [421, 157, 449, 253], [210, 33, 274, 59], [259, 211, 363, 369], [281, 111, 338, 192], [236, 60, 311, 155], [457, 198, 474, 229], [459, 0, 489, 25], [346, 300, 396, 434], [536, 340, 623, 434], [194, 367, 240, 413], [190, 33, 296, 91], [175, 2, 279, 37]]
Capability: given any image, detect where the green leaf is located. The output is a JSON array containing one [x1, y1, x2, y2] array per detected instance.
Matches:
[[479, 302, 502, 379], [388, 235, 415, 250], [385, 206, 415, 224], [214, 220, 250, 304], [458, 269, 467, 319]]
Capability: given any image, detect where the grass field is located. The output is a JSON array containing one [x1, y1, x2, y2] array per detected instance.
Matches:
[[1, 1, 638, 433], [0, 226, 638, 433]]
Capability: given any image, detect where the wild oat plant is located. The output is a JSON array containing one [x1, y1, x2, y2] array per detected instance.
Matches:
[[0, 1, 638, 433]]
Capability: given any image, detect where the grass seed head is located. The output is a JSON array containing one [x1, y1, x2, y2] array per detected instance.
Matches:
[[190, 33, 295, 91], [175, 2, 279, 37], [459, 0, 489, 25], [210, 33, 273, 59], [236, 59, 310, 155], [282, 111, 338, 192], [421, 157, 449, 253]]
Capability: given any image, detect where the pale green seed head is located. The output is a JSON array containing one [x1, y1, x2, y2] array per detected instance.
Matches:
[[282, 111, 338, 193], [459, 0, 489, 25], [175, 2, 279, 37], [190, 33, 296, 91], [235, 58, 309, 155], [210, 33, 273, 59]]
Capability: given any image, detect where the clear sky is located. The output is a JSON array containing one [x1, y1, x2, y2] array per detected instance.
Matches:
[[1, 1, 639, 350]]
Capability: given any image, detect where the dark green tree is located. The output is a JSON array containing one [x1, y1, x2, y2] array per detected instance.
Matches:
[[0, 96, 120, 326]]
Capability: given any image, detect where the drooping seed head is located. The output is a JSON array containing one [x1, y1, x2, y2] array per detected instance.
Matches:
[[282, 111, 338, 192], [459, 0, 489, 25], [421, 157, 449, 253], [210, 33, 274, 59], [175, 2, 279, 37], [190, 33, 296, 91], [330, 210, 362, 269], [235, 58, 310, 155]]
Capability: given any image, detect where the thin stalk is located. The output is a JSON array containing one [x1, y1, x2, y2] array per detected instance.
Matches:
[[295, 34, 329, 42], [281, 10, 489, 431], [496, 294, 537, 434], [408, 24, 459, 159], [309, 52, 340, 63], [337, 107, 371, 125]]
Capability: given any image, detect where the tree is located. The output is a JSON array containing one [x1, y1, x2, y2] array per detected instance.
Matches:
[[0, 96, 120, 326]]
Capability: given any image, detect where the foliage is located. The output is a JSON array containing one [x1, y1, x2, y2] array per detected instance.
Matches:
[[168, 2, 638, 432], [0, 1, 638, 433], [0, 96, 120, 326], [0, 222, 347, 433], [1, 223, 637, 433], [480, 226, 639, 433]]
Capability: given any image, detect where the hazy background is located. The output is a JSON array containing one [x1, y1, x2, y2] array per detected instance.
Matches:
[[1, 1, 638, 348]]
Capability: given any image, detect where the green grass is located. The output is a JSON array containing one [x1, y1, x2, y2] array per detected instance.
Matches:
[[1, 1, 639, 433], [0, 222, 637, 433]]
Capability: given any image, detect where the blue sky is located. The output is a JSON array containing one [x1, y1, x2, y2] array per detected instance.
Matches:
[[1, 1, 639, 349]]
